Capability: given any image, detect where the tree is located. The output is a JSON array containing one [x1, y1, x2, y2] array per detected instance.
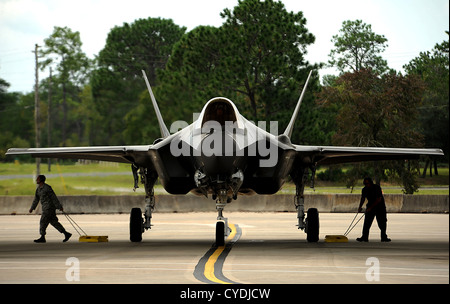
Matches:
[[318, 70, 424, 148], [97, 17, 186, 86], [404, 32, 449, 165], [39, 26, 91, 146], [329, 20, 389, 74], [317, 69, 425, 192], [91, 18, 186, 145], [0, 79, 33, 160], [157, 26, 227, 125], [219, 0, 317, 123], [158, 0, 320, 145]]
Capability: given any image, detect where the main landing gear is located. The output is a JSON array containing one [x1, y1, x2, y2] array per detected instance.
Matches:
[[130, 166, 157, 242], [129, 196, 155, 242], [293, 166, 320, 242]]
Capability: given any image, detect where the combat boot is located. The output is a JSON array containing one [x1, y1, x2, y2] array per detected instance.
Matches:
[[63, 232, 72, 242], [34, 236, 46, 243]]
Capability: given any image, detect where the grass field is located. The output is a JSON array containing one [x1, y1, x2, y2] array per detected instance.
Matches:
[[0, 161, 448, 196]]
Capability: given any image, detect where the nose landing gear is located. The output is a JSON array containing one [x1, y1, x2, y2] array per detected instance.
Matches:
[[195, 168, 243, 246], [215, 189, 232, 246]]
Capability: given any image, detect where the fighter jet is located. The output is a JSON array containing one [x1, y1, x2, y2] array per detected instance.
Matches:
[[6, 70, 444, 244]]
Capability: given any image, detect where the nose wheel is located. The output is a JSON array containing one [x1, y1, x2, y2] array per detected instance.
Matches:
[[215, 221, 226, 246]]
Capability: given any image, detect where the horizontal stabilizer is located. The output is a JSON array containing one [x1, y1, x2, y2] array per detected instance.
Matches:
[[142, 70, 170, 138], [283, 70, 313, 138]]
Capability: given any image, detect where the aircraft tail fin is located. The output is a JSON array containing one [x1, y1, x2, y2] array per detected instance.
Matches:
[[283, 70, 313, 138], [142, 70, 170, 138]]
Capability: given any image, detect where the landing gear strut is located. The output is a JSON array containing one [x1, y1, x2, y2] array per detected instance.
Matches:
[[195, 168, 243, 246], [215, 189, 231, 246], [130, 166, 157, 242], [293, 166, 319, 242]]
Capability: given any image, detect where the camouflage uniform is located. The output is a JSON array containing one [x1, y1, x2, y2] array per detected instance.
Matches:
[[31, 183, 67, 236]]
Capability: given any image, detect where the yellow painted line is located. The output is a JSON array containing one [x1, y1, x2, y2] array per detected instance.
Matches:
[[204, 223, 236, 284], [204, 246, 228, 284], [227, 223, 237, 241]]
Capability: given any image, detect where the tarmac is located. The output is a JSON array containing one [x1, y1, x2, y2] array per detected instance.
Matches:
[[0, 212, 448, 284]]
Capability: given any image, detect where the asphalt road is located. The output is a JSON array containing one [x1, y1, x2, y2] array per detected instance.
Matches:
[[0, 212, 448, 285]]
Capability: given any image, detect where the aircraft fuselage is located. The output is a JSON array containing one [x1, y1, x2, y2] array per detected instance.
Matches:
[[148, 97, 297, 200]]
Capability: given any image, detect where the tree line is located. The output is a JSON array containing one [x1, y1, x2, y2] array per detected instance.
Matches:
[[1, 0, 448, 192]]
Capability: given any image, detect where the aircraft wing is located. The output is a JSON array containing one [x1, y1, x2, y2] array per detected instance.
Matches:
[[5, 145, 153, 167], [293, 145, 444, 166]]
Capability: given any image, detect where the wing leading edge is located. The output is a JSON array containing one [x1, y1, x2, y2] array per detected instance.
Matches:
[[293, 145, 444, 166], [5, 145, 153, 166]]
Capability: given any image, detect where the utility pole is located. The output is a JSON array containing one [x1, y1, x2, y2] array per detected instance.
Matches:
[[47, 67, 52, 172], [33, 43, 41, 176]]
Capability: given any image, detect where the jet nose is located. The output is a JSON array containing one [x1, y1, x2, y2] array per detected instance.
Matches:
[[196, 130, 245, 176], [200, 154, 236, 176]]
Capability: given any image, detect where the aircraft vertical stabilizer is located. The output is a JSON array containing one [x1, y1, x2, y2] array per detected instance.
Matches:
[[142, 70, 170, 138], [283, 70, 313, 139]]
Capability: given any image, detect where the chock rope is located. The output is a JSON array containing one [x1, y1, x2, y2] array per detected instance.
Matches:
[[344, 212, 365, 237], [62, 211, 87, 237]]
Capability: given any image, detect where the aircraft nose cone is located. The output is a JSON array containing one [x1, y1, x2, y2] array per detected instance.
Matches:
[[196, 131, 245, 176], [201, 154, 236, 176]]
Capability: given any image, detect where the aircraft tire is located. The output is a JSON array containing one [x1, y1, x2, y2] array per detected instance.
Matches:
[[306, 208, 319, 242], [130, 208, 143, 242], [216, 221, 225, 246]]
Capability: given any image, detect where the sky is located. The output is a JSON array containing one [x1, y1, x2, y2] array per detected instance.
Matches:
[[0, 0, 448, 93]]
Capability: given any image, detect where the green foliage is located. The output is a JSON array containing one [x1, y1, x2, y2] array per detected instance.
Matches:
[[91, 17, 186, 144], [0, 79, 34, 160], [157, 0, 322, 146], [39, 26, 92, 147], [317, 69, 427, 192], [318, 69, 425, 148], [157, 25, 224, 125], [386, 160, 421, 194], [219, 0, 317, 121], [316, 167, 345, 182], [40, 26, 91, 86], [404, 33, 449, 161], [98, 17, 186, 85], [329, 19, 389, 74]]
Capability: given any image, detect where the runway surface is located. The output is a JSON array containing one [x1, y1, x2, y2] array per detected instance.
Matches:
[[0, 212, 448, 284]]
